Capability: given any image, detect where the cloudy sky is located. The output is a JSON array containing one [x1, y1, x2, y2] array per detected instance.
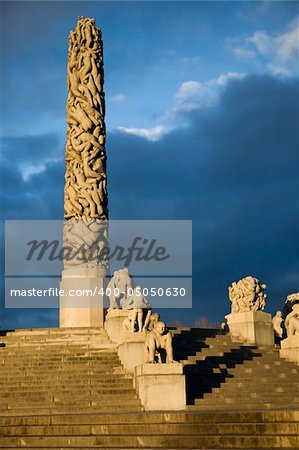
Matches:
[[0, 1, 298, 329]]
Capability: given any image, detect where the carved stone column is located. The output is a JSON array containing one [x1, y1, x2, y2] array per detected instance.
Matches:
[[60, 17, 108, 328]]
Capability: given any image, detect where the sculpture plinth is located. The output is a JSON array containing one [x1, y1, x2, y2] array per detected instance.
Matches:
[[226, 276, 274, 346], [60, 17, 108, 328], [135, 363, 186, 411], [280, 304, 299, 364], [280, 335, 299, 365], [225, 311, 274, 346]]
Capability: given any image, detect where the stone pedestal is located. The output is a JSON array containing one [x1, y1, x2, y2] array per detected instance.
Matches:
[[135, 363, 186, 411], [117, 331, 146, 374], [60, 268, 106, 328], [104, 309, 129, 343], [280, 335, 299, 365], [225, 311, 274, 346]]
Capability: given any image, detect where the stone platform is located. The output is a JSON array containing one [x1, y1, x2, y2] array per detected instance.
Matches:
[[0, 327, 298, 448]]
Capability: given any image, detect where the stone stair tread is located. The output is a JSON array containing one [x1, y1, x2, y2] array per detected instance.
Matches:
[[1, 422, 299, 436], [0, 434, 298, 449]]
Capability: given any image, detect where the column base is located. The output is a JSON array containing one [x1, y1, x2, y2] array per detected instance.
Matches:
[[59, 268, 106, 328], [225, 311, 274, 346]]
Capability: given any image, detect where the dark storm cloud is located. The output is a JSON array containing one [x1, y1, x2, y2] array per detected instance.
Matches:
[[1, 74, 298, 328], [108, 75, 299, 322], [0, 130, 64, 220], [1, 133, 62, 165]]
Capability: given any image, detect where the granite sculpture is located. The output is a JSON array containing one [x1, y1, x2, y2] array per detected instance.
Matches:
[[228, 276, 267, 313], [65, 16, 107, 222], [107, 268, 133, 309], [285, 304, 299, 337], [63, 16, 108, 270], [145, 321, 174, 363], [272, 311, 283, 338]]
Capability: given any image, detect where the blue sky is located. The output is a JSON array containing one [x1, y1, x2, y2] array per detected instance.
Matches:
[[0, 1, 298, 328]]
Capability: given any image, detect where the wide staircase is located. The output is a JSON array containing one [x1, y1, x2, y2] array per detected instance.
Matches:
[[173, 328, 299, 410], [0, 327, 298, 449]]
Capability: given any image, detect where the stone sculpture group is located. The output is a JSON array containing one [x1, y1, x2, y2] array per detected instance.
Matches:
[[65, 17, 108, 222], [107, 267, 174, 363], [285, 303, 299, 336], [228, 276, 267, 313], [272, 293, 299, 339], [62, 17, 109, 273]]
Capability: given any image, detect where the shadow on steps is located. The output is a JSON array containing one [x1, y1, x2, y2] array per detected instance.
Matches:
[[183, 344, 261, 404], [0, 330, 15, 347], [171, 327, 224, 361]]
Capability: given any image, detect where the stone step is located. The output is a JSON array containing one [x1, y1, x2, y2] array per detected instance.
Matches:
[[1, 388, 138, 398], [0, 335, 110, 341], [214, 374, 299, 381], [0, 361, 122, 375], [0, 344, 117, 351], [1, 376, 133, 385], [0, 434, 297, 448], [183, 372, 299, 383], [189, 402, 299, 411], [0, 373, 127, 381], [1, 422, 298, 437], [0, 350, 117, 357], [238, 360, 299, 368], [0, 334, 110, 340], [0, 359, 121, 373], [216, 379, 299, 387], [1, 357, 122, 364], [1, 350, 118, 356], [0, 376, 128, 385], [0, 336, 112, 342], [226, 368, 299, 377], [1, 355, 119, 362], [0, 365, 123, 372], [1, 394, 141, 405], [1, 344, 113, 349], [200, 394, 299, 403], [0, 343, 115, 349], [2, 381, 134, 391], [196, 395, 299, 404], [211, 386, 299, 395], [3, 327, 108, 335], [0, 356, 120, 363], [0, 394, 141, 406], [0, 405, 144, 416], [1, 410, 298, 425]]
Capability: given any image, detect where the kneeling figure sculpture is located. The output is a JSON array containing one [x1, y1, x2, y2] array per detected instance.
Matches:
[[145, 321, 173, 363]]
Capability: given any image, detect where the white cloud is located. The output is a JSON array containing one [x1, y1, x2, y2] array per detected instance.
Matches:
[[21, 157, 61, 181], [249, 31, 272, 55], [22, 163, 48, 181], [231, 46, 256, 59], [171, 72, 246, 115], [276, 18, 299, 62], [228, 16, 299, 75], [117, 71, 248, 142], [175, 81, 203, 101], [267, 63, 291, 77], [117, 125, 167, 142], [249, 19, 299, 63], [215, 72, 247, 87], [110, 94, 127, 103]]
